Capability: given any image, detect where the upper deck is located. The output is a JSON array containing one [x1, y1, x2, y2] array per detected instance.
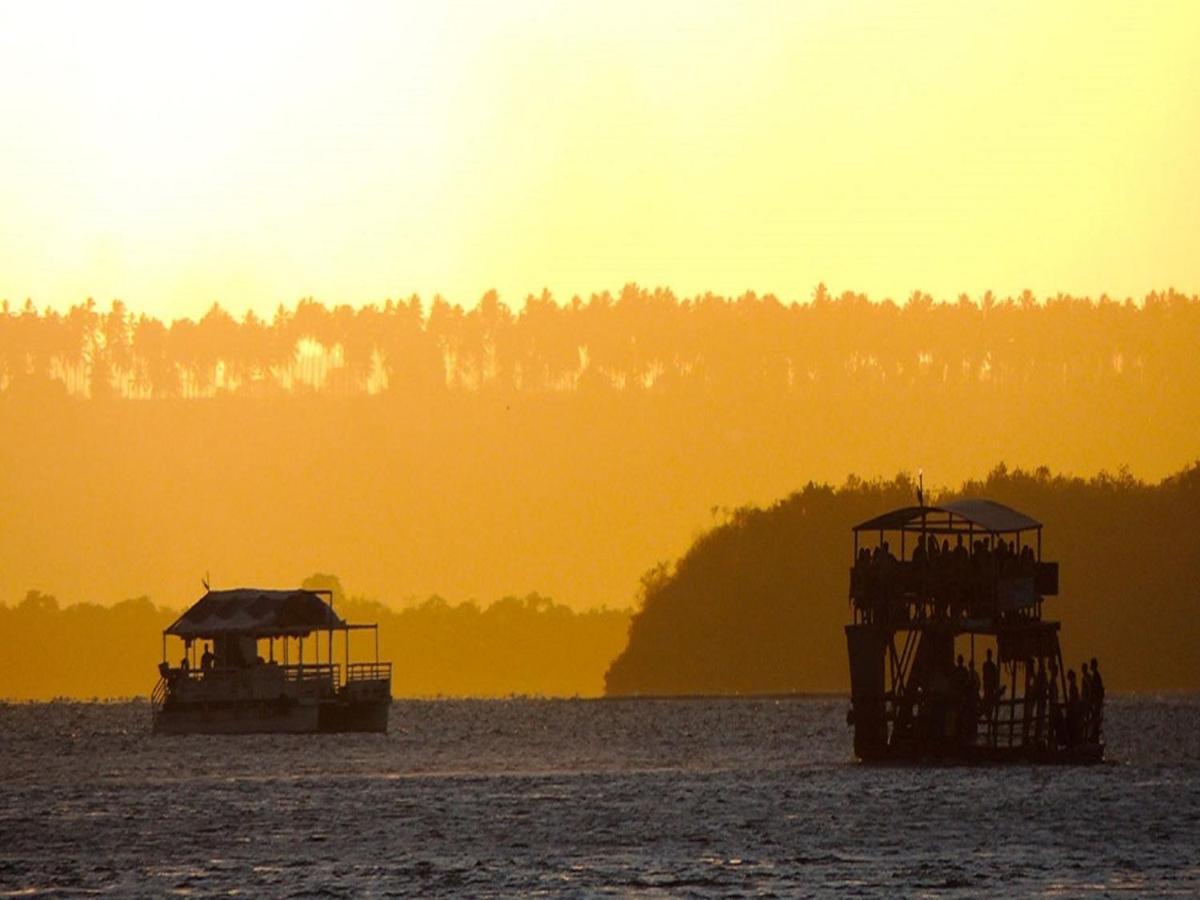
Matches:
[[849, 499, 1058, 629]]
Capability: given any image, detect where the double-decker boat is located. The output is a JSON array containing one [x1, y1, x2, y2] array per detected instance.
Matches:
[[845, 499, 1104, 763], [151, 588, 391, 734]]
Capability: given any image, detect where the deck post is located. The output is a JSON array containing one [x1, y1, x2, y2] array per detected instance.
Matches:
[[1008, 661, 1018, 748]]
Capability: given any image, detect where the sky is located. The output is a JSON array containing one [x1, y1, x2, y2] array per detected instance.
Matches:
[[1, 0, 1197, 321]]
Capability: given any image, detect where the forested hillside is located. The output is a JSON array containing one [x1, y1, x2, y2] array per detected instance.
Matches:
[[605, 464, 1200, 695], [2, 288, 1198, 615]]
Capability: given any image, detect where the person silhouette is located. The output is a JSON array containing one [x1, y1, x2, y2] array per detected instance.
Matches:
[[954, 534, 968, 562], [1048, 660, 1062, 747], [1022, 658, 1036, 744], [966, 658, 981, 743], [1034, 658, 1048, 745], [1066, 669, 1081, 747], [1080, 661, 1093, 738], [982, 648, 1000, 732], [1089, 658, 1105, 740], [951, 654, 969, 738]]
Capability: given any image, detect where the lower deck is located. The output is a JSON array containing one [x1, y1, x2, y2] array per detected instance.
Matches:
[[151, 662, 391, 734], [846, 621, 1105, 765]]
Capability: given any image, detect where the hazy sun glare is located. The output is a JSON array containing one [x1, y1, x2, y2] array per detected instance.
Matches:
[[1, 0, 1197, 319]]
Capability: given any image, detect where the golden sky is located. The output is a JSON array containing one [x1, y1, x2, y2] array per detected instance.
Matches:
[[1, 0, 1197, 320]]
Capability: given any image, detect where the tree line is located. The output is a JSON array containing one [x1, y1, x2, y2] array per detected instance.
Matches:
[[0, 579, 630, 701], [605, 463, 1200, 696], [2, 286, 1198, 399], [5, 465, 1198, 701]]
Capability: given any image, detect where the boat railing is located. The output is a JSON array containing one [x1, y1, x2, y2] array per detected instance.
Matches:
[[284, 663, 340, 686], [151, 676, 168, 716], [973, 696, 1030, 749], [165, 662, 340, 681], [156, 662, 342, 698], [892, 694, 1086, 752], [969, 696, 1097, 750], [851, 560, 1057, 598], [346, 662, 391, 683], [850, 560, 1054, 626]]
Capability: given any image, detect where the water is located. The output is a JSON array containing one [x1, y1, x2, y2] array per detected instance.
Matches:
[[1, 696, 1198, 897]]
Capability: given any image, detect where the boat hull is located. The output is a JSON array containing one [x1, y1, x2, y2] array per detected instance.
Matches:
[[857, 741, 1105, 766], [153, 696, 390, 735]]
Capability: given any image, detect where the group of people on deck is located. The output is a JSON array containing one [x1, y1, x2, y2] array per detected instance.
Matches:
[[945, 650, 1105, 748], [912, 532, 1036, 576], [1057, 657, 1106, 747], [854, 533, 1038, 620]]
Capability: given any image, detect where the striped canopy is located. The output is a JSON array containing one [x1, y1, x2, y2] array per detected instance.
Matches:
[[165, 588, 345, 639]]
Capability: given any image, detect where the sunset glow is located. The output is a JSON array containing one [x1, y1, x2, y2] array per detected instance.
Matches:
[[2, 1, 1197, 319], [2, 1, 1199, 705]]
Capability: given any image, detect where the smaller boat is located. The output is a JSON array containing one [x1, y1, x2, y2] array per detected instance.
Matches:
[[151, 587, 391, 734]]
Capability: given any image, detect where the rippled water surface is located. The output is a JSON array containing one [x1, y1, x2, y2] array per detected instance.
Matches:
[[1, 696, 1198, 897]]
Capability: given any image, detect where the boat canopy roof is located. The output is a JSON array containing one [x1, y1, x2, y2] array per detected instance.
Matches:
[[853, 498, 1041, 535], [165, 588, 346, 639]]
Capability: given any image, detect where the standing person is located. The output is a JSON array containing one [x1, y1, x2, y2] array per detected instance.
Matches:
[[1080, 661, 1094, 742], [1066, 670, 1081, 748], [929, 657, 951, 742], [1034, 658, 1048, 746], [966, 659, 981, 744], [1022, 659, 1036, 745], [982, 648, 1000, 739], [951, 653, 970, 741], [1090, 658, 1106, 741], [1048, 660, 1062, 748]]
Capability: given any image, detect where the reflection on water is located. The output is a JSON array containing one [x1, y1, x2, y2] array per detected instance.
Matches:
[[1, 696, 1198, 896]]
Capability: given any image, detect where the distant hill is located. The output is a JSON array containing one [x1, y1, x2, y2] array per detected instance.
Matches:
[[604, 464, 1200, 695]]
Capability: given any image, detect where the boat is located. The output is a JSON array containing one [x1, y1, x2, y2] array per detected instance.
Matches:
[[151, 587, 392, 734], [844, 499, 1104, 763]]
